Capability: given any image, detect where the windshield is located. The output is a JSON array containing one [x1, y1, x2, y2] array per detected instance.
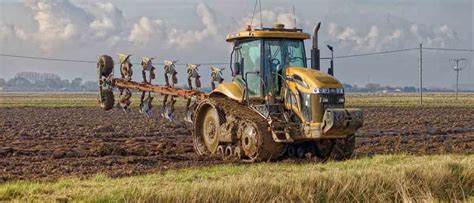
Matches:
[[263, 39, 305, 98], [264, 39, 305, 75]]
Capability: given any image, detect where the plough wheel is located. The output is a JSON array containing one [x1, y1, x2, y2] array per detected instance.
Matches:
[[97, 55, 114, 77], [97, 55, 115, 111], [99, 89, 115, 111]]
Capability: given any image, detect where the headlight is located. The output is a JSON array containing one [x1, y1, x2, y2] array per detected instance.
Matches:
[[314, 88, 344, 94], [320, 97, 329, 103], [338, 97, 345, 103]]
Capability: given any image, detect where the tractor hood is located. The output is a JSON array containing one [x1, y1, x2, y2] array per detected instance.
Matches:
[[284, 67, 343, 94]]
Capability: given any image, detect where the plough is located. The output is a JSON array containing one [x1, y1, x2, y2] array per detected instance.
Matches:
[[96, 53, 221, 122]]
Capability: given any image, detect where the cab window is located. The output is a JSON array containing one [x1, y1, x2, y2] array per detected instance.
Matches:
[[234, 39, 262, 97], [263, 39, 306, 97]]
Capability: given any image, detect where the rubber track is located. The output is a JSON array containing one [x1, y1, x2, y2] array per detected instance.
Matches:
[[207, 96, 284, 161]]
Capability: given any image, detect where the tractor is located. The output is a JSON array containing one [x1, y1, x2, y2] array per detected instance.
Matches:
[[96, 23, 363, 162]]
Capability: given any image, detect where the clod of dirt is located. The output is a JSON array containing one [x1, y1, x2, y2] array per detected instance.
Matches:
[[18, 130, 30, 137], [93, 125, 114, 133], [0, 147, 14, 156], [94, 143, 128, 156]]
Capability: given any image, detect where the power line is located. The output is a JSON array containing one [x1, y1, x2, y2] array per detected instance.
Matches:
[[334, 48, 418, 59], [0, 53, 229, 66], [0, 53, 96, 64], [423, 47, 474, 52]]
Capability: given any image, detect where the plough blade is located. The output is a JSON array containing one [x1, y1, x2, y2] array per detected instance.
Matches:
[[210, 67, 225, 90], [164, 60, 179, 87], [186, 64, 201, 90], [118, 53, 133, 81]]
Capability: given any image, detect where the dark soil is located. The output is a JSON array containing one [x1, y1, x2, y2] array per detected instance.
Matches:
[[0, 106, 472, 182]]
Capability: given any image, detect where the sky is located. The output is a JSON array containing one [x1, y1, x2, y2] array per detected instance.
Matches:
[[0, 0, 473, 88]]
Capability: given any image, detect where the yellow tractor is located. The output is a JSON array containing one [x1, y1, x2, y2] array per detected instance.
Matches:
[[96, 23, 363, 162], [193, 23, 363, 161]]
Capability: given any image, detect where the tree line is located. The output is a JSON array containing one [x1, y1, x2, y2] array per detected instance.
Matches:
[[0, 72, 97, 92]]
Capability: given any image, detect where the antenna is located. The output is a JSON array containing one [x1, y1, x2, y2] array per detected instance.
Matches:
[[259, 0, 263, 28], [292, 3, 297, 28], [449, 58, 468, 100], [250, 0, 258, 28]]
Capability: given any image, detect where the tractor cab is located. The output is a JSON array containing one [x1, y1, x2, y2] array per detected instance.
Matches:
[[226, 24, 310, 102]]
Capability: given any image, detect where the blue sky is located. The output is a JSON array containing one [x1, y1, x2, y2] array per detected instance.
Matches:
[[0, 0, 472, 88]]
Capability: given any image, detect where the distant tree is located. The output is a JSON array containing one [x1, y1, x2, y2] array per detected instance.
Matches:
[[71, 78, 83, 91], [5, 77, 32, 91], [61, 79, 71, 90], [82, 81, 97, 91], [0, 78, 5, 87], [365, 83, 381, 92], [403, 86, 416, 92], [44, 78, 62, 91]]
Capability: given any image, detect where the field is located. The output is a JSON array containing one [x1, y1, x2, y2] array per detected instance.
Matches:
[[0, 92, 473, 201]]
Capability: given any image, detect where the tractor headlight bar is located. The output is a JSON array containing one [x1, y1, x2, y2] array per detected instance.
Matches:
[[314, 88, 344, 94]]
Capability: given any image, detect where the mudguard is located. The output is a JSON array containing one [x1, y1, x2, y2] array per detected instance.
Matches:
[[210, 81, 244, 102]]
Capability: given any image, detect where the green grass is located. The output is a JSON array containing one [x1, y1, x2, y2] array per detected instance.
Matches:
[[1, 92, 474, 108], [1, 155, 472, 202]]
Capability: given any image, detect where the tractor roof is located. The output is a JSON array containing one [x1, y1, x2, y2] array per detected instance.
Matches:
[[226, 24, 311, 42]]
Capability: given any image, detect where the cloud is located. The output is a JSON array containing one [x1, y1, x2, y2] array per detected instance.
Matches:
[[167, 3, 219, 48], [89, 2, 125, 43], [128, 17, 165, 46], [1, 0, 463, 56], [327, 23, 459, 52], [23, 0, 91, 50], [0, 22, 18, 40], [240, 8, 299, 29], [125, 3, 220, 49], [1, 0, 127, 51]]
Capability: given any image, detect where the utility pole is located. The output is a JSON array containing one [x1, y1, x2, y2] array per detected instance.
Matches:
[[419, 43, 423, 105], [450, 58, 468, 100]]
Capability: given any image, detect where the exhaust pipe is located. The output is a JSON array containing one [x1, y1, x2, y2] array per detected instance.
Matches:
[[311, 22, 321, 70]]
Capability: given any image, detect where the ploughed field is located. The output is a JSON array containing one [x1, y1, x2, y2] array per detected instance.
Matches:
[[0, 106, 473, 182]]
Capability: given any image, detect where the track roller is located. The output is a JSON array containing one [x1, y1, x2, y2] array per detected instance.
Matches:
[[216, 145, 225, 158], [224, 145, 233, 158]]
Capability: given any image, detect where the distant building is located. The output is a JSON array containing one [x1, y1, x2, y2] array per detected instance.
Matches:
[[14, 72, 61, 84]]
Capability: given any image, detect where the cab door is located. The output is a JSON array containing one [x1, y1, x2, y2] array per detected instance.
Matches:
[[233, 39, 263, 98]]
